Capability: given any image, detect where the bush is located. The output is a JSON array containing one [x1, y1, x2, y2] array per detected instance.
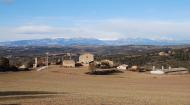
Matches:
[[75, 63, 83, 67], [0, 57, 9, 67], [0, 66, 18, 72]]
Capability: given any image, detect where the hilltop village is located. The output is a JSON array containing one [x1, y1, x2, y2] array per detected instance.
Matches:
[[0, 45, 190, 75]]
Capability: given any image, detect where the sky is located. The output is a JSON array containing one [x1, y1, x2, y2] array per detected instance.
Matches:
[[0, 0, 190, 41]]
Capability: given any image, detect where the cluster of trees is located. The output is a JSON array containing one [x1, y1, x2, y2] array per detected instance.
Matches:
[[89, 61, 114, 72], [88, 61, 121, 75], [95, 48, 190, 70], [173, 49, 190, 61], [0, 57, 18, 72], [95, 54, 151, 67], [0, 56, 35, 72]]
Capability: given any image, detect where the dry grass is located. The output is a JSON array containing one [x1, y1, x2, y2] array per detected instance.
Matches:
[[0, 65, 190, 105]]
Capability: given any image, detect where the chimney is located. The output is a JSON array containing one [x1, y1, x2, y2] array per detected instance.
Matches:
[[152, 66, 155, 71], [162, 66, 164, 71]]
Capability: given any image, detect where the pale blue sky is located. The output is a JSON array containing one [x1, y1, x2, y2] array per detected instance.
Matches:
[[0, 0, 190, 41]]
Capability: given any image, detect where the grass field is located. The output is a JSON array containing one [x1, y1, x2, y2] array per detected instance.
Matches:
[[0, 65, 190, 105]]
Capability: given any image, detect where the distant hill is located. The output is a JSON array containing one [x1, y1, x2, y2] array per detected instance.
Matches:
[[0, 38, 190, 46], [0, 38, 105, 46]]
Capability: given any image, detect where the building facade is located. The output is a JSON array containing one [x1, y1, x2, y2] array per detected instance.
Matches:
[[62, 60, 75, 68], [79, 53, 94, 65]]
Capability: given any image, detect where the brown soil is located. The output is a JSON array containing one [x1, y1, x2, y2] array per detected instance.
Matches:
[[0, 65, 190, 105]]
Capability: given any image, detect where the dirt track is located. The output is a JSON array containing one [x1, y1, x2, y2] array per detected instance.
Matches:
[[0, 65, 190, 105]]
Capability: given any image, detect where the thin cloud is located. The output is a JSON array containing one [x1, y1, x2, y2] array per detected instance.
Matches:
[[0, 0, 15, 5], [89, 19, 190, 40], [13, 24, 124, 40], [1, 18, 190, 41], [15, 25, 54, 34]]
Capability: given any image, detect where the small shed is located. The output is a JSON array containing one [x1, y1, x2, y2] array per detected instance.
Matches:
[[117, 64, 128, 70], [19, 65, 27, 69], [130, 65, 140, 71], [63, 60, 75, 68]]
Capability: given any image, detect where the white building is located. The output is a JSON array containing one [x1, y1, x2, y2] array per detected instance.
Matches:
[[117, 64, 128, 70]]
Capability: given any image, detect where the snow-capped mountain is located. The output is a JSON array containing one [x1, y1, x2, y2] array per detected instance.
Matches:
[[0, 38, 190, 46]]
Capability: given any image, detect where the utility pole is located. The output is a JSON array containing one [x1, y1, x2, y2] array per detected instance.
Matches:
[[70, 53, 72, 60], [162, 66, 164, 71], [62, 56, 64, 66], [33, 57, 38, 69], [46, 52, 49, 69], [152, 66, 155, 71]]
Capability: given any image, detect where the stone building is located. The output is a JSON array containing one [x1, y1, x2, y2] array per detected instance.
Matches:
[[79, 53, 94, 65], [159, 52, 169, 56], [62, 60, 75, 68], [101, 59, 114, 67]]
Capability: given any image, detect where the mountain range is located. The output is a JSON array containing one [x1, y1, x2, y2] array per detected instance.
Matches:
[[0, 38, 190, 46]]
